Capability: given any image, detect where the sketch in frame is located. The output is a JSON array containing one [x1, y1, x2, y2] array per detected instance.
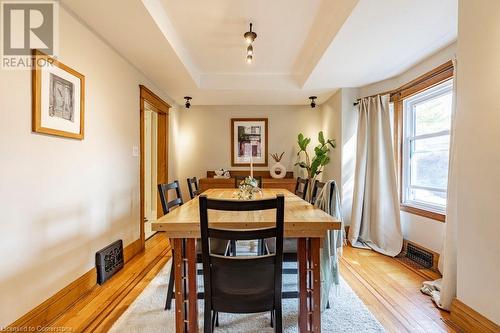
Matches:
[[231, 118, 268, 166], [32, 50, 85, 139], [49, 73, 75, 122]]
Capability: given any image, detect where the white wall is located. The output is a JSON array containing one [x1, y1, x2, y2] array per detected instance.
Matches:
[[340, 89, 359, 226], [0, 8, 175, 326], [321, 90, 342, 188], [320, 88, 359, 225], [455, 0, 500, 323], [173, 105, 322, 200], [355, 43, 457, 253]]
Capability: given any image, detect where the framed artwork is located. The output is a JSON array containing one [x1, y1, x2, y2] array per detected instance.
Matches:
[[231, 118, 268, 166], [32, 50, 85, 139]]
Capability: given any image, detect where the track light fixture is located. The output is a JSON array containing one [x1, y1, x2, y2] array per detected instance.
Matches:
[[243, 23, 257, 44], [184, 96, 192, 109], [243, 23, 257, 64], [309, 96, 317, 108]]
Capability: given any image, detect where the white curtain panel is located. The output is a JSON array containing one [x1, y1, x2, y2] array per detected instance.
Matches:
[[348, 94, 403, 257], [421, 59, 458, 310]]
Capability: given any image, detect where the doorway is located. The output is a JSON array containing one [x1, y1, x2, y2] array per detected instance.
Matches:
[[140, 85, 169, 249]]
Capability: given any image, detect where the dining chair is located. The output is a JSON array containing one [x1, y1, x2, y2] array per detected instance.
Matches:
[[294, 177, 309, 200], [310, 180, 326, 205], [187, 176, 201, 199], [234, 175, 263, 188], [266, 181, 332, 308], [158, 181, 229, 310], [199, 194, 285, 333]]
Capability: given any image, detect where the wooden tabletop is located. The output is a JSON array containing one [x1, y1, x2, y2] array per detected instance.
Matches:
[[152, 188, 341, 238]]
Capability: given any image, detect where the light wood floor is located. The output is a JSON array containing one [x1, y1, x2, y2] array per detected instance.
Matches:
[[340, 245, 455, 333], [46, 233, 171, 333], [46, 233, 454, 332]]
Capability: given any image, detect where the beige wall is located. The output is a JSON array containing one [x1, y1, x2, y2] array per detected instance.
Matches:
[[356, 43, 457, 253], [455, 0, 500, 323], [173, 105, 322, 200], [0, 8, 175, 325]]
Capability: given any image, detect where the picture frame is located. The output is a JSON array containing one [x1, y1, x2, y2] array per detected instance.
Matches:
[[231, 118, 268, 166], [32, 49, 85, 139]]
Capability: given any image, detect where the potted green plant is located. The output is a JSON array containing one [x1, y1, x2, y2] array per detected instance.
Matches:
[[295, 131, 336, 199]]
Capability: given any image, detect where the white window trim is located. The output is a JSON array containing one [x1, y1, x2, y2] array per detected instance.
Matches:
[[402, 80, 453, 215]]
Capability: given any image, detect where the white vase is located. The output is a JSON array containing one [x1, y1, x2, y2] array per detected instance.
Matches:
[[270, 162, 286, 179]]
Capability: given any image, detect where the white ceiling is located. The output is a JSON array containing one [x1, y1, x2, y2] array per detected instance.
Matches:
[[304, 0, 458, 89], [61, 0, 457, 106], [158, 0, 322, 74]]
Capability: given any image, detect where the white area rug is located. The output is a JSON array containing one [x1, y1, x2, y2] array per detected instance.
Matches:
[[110, 260, 385, 332]]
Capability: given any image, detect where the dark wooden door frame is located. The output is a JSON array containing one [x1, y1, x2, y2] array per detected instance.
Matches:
[[139, 85, 170, 250]]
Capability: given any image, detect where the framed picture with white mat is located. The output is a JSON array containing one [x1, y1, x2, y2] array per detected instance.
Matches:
[[32, 49, 85, 139]]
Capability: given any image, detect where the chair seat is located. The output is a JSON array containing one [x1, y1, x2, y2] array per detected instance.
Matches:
[[196, 239, 228, 255], [265, 238, 297, 254]]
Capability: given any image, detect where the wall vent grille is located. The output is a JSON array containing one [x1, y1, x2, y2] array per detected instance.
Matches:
[[406, 242, 433, 268], [96, 239, 124, 285]]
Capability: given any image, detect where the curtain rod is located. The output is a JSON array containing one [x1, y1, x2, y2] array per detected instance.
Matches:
[[353, 60, 454, 106], [353, 90, 396, 106]]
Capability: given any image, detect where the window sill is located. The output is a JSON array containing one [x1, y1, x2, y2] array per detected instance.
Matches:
[[400, 204, 446, 222]]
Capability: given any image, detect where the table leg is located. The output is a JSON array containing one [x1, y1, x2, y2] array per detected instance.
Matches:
[[173, 239, 185, 333], [173, 238, 198, 333], [297, 237, 322, 333], [297, 238, 308, 332], [186, 239, 199, 332], [310, 238, 321, 332]]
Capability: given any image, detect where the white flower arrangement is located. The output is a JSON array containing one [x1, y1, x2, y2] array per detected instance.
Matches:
[[234, 176, 262, 200]]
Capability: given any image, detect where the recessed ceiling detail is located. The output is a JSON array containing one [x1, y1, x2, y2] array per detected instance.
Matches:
[[61, 0, 458, 105]]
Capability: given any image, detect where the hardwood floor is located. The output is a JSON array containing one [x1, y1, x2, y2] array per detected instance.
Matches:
[[340, 245, 455, 333], [37, 233, 454, 332], [46, 233, 171, 333]]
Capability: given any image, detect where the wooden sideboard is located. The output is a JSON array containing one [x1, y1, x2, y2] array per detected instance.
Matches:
[[199, 170, 297, 193]]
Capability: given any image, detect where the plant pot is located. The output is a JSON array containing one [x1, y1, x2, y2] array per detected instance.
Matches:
[[270, 162, 286, 179]]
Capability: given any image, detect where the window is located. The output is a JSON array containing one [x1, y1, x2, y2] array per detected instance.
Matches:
[[401, 79, 453, 215]]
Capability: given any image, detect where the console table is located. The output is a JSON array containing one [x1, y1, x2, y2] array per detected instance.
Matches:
[[199, 170, 297, 193]]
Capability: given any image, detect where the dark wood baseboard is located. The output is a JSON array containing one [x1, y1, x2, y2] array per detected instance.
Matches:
[[4, 238, 143, 331], [450, 298, 499, 333]]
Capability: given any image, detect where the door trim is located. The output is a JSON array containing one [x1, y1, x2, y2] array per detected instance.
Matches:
[[139, 85, 170, 250]]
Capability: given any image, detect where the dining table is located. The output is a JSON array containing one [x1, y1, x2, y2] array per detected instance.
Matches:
[[152, 188, 341, 333]]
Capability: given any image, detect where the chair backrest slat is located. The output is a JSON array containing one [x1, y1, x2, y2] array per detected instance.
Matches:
[[294, 177, 309, 200], [157, 180, 184, 214], [208, 227, 277, 241], [206, 197, 277, 211], [186, 177, 200, 199], [310, 180, 326, 205]]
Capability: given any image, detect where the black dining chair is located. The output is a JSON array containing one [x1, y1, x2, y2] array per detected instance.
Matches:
[[234, 175, 263, 188], [187, 176, 201, 199], [294, 177, 309, 200], [157, 181, 183, 310], [158, 181, 229, 310], [266, 181, 333, 308], [199, 194, 285, 332], [158, 180, 184, 214], [310, 180, 326, 205]]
